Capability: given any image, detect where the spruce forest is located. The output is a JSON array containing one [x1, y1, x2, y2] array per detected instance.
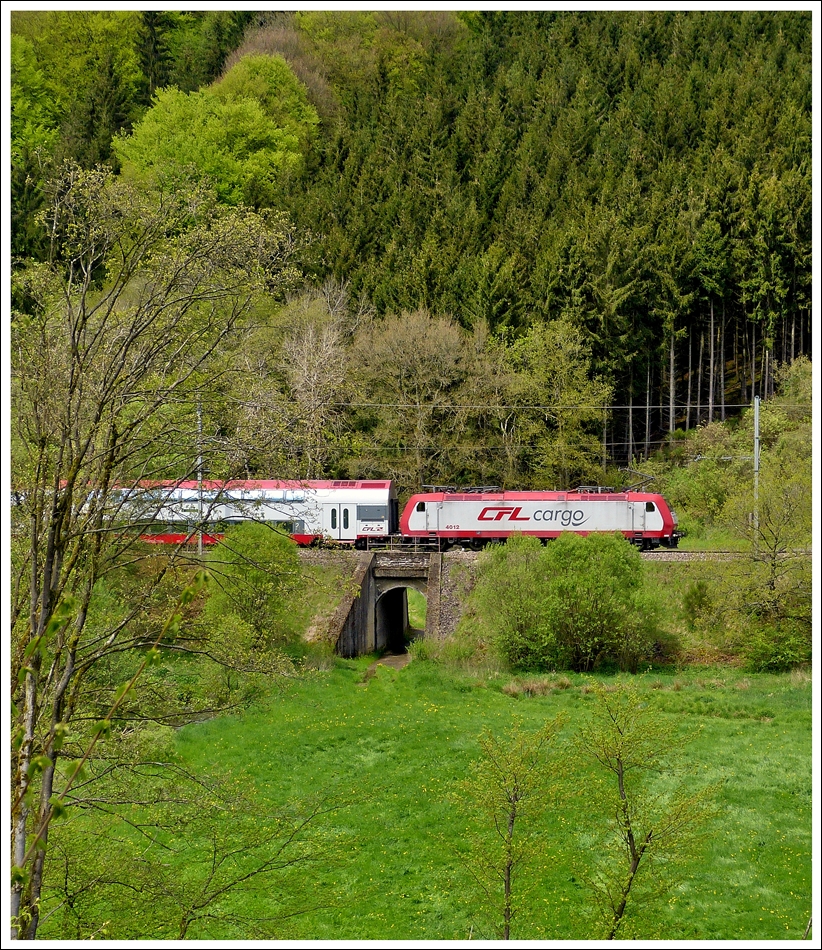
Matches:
[[11, 9, 812, 490], [9, 9, 813, 942]]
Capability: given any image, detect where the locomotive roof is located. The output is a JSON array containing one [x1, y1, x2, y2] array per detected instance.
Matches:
[[409, 489, 664, 501]]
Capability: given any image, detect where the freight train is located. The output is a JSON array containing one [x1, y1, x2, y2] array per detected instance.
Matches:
[[130, 479, 681, 551]]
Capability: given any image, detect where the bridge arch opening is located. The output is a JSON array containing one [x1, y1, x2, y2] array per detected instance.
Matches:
[[374, 583, 427, 654]]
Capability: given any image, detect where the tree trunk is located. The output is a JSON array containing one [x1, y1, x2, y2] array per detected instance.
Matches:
[[781, 314, 786, 366], [644, 365, 651, 460], [751, 322, 757, 402], [686, 328, 692, 431], [737, 317, 747, 405], [669, 331, 676, 438], [708, 299, 715, 423], [696, 331, 704, 425], [720, 300, 726, 421]]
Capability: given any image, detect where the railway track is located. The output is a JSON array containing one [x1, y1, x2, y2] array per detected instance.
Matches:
[[641, 549, 811, 562], [641, 549, 742, 562]]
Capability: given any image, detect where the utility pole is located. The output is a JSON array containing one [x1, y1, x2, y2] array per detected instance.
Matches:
[[753, 395, 760, 545]]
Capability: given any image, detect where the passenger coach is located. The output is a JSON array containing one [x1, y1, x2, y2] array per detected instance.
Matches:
[[135, 479, 398, 547]]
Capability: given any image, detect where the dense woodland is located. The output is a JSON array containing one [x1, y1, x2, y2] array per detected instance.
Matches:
[[8, 10, 813, 941], [11, 9, 812, 490]]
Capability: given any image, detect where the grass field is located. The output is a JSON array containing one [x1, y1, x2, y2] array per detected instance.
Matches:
[[173, 659, 813, 941]]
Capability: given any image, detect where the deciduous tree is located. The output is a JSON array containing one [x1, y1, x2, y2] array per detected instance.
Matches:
[[10, 163, 298, 938], [451, 717, 564, 940], [574, 682, 720, 939]]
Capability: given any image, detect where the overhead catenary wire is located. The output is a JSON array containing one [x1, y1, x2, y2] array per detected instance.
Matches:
[[152, 393, 806, 413]]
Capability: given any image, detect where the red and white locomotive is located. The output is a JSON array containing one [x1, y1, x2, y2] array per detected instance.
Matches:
[[133, 479, 679, 550], [400, 486, 680, 550]]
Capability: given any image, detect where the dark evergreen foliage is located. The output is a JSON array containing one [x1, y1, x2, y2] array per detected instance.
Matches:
[[10, 9, 812, 456]]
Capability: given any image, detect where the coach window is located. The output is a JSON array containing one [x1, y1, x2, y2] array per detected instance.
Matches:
[[343, 508, 349, 530], [416, 502, 426, 512], [646, 502, 656, 512], [331, 509, 337, 529], [358, 505, 387, 521]]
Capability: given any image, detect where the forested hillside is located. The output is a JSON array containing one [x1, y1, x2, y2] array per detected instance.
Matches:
[[11, 9, 811, 489], [8, 10, 813, 942]]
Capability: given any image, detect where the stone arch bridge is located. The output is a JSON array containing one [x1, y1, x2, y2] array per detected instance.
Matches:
[[322, 551, 446, 657]]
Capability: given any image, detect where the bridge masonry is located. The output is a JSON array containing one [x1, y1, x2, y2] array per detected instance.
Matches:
[[304, 547, 687, 657], [300, 549, 479, 658], [333, 551, 439, 657], [324, 551, 443, 658]]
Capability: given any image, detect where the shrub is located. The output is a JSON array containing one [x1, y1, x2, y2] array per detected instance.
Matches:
[[463, 533, 664, 673], [742, 622, 812, 672], [203, 521, 303, 644], [682, 579, 712, 631]]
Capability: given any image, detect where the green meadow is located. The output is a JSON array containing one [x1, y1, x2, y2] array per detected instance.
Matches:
[[173, 660, 812, 941]]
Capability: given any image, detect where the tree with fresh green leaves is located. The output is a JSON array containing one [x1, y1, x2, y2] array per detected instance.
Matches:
[[224, 283, 363, 479], [348, 309, 471, 492], [35, 726, 344, 940], [113, 54, 319, 209], [12, 10, 144, 167], [541, 534, 662, 673], [212, 53, 320, 145], [10, 35, 60, 261], [451, 717, 564, 939], [508, 318, 613, 489], [462, 533, 663, 673], [719, 421, 811, 671], [10, 163, 299, 939], [202, 522, 303, 646], [574, 682, 720, 939]]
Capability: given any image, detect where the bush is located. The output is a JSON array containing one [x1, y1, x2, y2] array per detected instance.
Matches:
[[742, 622, 812, 672], [203, 521, 303, 644], [462, 533, 663, 673], [682, 579, 712, 631]]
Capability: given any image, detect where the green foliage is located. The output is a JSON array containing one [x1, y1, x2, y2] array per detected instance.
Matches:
[[113, 82, 307, 207], [406, 589, 427, 629], [9, 163, 301, 938], [682, 579, 712, 632], [508, 318, 613, 489], [740, 622, 811, 674], [212, 53, 320, 143], [10, 35, 59, 155], [463, 533, 663, 674], [39, 730, 342, 940], [275, 9, 810, 412], [203, 522, 303, 645], [574, 681, 721, 939], [162, 11, 255, 92], [113, 48, 318, 209], [12, 10, 144, 174], [451, 716, 564, 939]]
